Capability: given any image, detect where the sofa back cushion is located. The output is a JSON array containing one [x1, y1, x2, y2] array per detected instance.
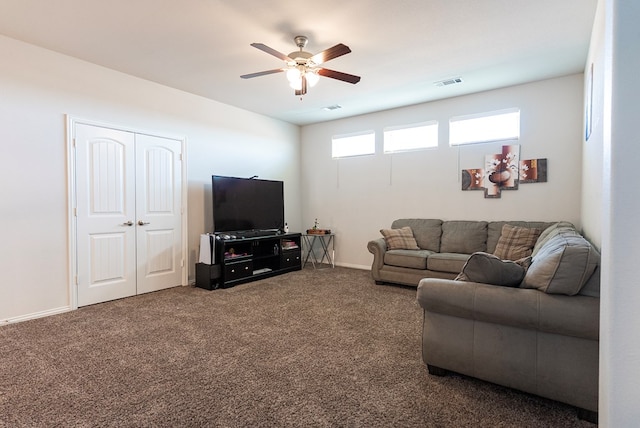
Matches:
[[531, 221, 577, 257], [487, 221, 555, 253], [579, 264, 601, 297], [521, 233, 599, 295], [440, 221, 487, 254], [391, 219, 442, 252]]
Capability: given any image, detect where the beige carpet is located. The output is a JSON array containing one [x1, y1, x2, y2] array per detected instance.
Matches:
[[0, 267, 593, 427]]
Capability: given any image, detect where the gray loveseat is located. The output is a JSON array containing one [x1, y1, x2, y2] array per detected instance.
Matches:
[[368, 219, 600, 421]]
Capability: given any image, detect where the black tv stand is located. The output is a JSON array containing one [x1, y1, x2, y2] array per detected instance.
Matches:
[[195, 233, 301, 289], [234, 229, 281, 238]]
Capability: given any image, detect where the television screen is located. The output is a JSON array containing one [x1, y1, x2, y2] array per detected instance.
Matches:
[[212, 175, 284, 233]]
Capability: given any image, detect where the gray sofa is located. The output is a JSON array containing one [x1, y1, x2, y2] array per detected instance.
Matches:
[[367, 219, 555, 286], [368, 219, 600, 421]]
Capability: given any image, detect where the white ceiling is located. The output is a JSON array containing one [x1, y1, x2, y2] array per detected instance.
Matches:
[[0, 0, 597, 126]]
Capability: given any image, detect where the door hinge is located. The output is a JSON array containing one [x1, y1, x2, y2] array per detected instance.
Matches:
[[180, 259, 184, 268], [74, 275, 78, 285], [73, 207, 77, 217], [179, 153, 183, 161]]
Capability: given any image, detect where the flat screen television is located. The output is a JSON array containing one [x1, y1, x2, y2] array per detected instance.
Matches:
[[212, 175, 284, 234]]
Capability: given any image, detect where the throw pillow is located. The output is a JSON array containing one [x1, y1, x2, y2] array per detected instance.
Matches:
[[380, 226, 420, 250], [493, 224, 542, 261], [455, 252, 526, 287]]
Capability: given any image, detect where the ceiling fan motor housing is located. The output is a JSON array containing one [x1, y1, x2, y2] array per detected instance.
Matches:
[[294, 35, 308, 49], [288, 50, 312, 64], [289, 36, 313, 65]]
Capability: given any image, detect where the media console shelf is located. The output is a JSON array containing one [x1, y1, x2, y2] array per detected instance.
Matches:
[[196, 233, 302, 289]]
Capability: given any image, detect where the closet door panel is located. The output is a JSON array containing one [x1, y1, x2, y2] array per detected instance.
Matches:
[[135, 134, 183, 294], [75, 124, 136, 306]]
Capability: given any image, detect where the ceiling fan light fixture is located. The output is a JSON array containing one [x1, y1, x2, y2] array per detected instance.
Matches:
[[286, 67, 301, 83], [306, 70, 320, 87], [289, 79, 302, 90]]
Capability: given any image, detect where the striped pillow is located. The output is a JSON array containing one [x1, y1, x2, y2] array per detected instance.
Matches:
[[380, 227, 420, 250], [493, 224, 541, 261]]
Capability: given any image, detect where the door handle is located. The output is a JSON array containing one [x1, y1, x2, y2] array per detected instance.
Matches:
[[138, 221, 150, 226], [122, 221, 134, 226]]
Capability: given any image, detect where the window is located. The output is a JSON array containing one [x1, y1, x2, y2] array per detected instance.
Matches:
[[383, 121, 438, 153], [331, 131, 375, 158], [449, 108, 520, 146]]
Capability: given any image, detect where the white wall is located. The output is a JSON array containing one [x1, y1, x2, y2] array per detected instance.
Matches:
[[597, 0, 640, 424], [582, 0, 606, 249], [301, 75, 584, 269], [0, 35, 301, 322]]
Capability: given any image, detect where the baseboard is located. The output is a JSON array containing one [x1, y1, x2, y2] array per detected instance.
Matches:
[[576, 408, 598, 424], [1, 306, 72, 325], [334, 262, 370, 270]]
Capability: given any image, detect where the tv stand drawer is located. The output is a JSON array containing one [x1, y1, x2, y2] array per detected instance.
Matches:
[[281, 251, 301, 269], [224, 260, 253, 282]]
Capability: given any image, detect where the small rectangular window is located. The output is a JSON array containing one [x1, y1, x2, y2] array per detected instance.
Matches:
[[332, 131, 375, 158], [383, 121, 438, 153], [449, 108, 520, 146]]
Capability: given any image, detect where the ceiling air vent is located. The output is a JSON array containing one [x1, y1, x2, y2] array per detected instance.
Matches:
[[434, 77, 463, 87], [323, 104, 343, 111]]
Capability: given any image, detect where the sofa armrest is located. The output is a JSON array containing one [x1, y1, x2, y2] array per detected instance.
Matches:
[[417, 278, 599, 340], [367, 238, 387, 271]]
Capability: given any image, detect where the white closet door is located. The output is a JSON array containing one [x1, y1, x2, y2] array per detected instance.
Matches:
[[76, 124, 137, 306], [75, 124, 183, 307], [135, 134, 183, 294]]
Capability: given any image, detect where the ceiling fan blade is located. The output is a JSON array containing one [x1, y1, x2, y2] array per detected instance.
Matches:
[[240, 68, 285, 79], [250, 43, 293, 62], [310, 43, 351, 65], [317, 68, 361, 84]]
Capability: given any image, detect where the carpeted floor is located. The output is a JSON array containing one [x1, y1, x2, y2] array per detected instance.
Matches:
[[0, 267, 593, 427]]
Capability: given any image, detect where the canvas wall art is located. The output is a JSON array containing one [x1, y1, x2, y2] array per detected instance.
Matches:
[[519, 158, 548, 183], [462, 144, 546, 199]]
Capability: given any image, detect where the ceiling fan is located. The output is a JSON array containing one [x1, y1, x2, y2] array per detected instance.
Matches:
[[240, 35, 361, 96]]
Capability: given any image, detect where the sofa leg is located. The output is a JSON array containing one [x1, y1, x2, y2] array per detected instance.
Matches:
[[427, 364, 448, 376], [576, 408, 598, 424], [374, 280, 385, 285]]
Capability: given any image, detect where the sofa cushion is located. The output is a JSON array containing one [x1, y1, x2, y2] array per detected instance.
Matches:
[[440, 221, 488, 254], [521, 233, 599, 295], [384, 249, 431, 269], [380, 226, 419, 250], [455, 252, 526, 287], [427, 253, 470, 274], [579, 265, 601, 298], [391, 219, 442, 252], [531, 221, 577, 257], [493, 224, 542, 261]]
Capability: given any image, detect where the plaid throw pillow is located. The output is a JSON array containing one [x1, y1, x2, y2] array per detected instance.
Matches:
[[493, 224, 542, 261], [380, 226, 420, 250]]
